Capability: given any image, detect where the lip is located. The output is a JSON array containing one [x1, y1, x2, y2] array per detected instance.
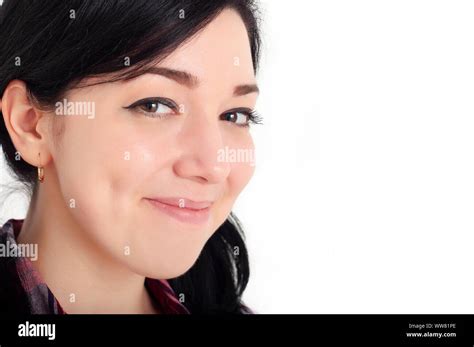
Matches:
[[144, 197, 212, 225]]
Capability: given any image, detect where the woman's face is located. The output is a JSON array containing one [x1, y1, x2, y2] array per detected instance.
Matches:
[[48, 9, 258, 278]]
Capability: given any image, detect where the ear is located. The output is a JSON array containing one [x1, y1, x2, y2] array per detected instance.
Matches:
[[1, 80, 52, 168]]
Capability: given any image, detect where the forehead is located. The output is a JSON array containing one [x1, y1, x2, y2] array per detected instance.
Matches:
[[157, 8, 256, 84]]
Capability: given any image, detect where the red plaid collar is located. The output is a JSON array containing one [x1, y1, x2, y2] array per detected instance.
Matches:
[[0, 219, 190, 314]]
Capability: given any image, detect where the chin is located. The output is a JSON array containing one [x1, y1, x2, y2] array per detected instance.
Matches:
[[129, 248, 203, 280]]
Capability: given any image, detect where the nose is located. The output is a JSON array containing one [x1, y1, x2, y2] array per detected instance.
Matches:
[[173, 112, 231, 184]]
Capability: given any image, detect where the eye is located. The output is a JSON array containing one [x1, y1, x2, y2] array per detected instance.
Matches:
[[124, 97, 177, 118], [221, 108, 263, 128]]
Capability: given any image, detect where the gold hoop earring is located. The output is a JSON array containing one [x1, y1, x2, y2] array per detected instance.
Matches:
[[38, 152, 44, 183]]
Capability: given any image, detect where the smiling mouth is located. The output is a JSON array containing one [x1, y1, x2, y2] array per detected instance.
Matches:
[[143, 197, 212, 225]]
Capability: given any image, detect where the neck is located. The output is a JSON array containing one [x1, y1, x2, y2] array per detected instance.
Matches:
[[16, 170, 159, 314]]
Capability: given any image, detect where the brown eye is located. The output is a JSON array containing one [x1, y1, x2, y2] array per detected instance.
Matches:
[[137, 101, 173, 115], [124, 97, 177, 118], [221, 111, 249, 126]]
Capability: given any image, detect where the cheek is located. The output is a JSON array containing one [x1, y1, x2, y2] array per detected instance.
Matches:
[[54, 117, 136, 203], [54, 100, 176, 197], [219, 160, 255, 209], [212, 135, 256, 224], [227, 132, 256, 194], [51, 112, 170, 254]]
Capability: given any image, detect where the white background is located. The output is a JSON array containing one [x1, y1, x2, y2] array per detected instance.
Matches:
[[2, 0, 474, 313], [237, 0, 474, 313]]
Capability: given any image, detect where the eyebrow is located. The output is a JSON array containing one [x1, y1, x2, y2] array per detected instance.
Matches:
[[143, 66, 259, 97]]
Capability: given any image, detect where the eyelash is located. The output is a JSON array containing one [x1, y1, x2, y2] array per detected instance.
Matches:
[[124, 97, 263, 128]]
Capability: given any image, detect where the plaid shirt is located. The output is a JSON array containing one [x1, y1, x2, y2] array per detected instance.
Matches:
[[0, 218, 190, 314]]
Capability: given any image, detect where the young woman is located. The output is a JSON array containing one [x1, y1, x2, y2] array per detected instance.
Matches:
[[0, 0, 262, 314]]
